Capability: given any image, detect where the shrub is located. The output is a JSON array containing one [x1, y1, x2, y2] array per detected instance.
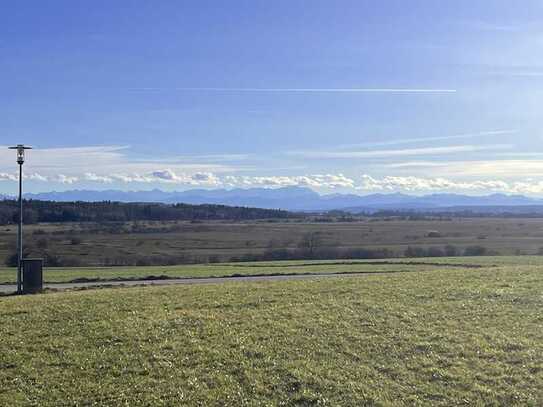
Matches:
[[263, 248, 292, 261], [4, 253, 18, 267], [208, 255, 221, 263], [36, 238, 48, 249], [404, 246, 427, 258], [344, 247, 394, 259], [297, 232, 324, 257], [444, 245, 458, 257], [229, 247, 396, 263], [427, 247, 445, 257], [135, 258, 153, 266], [70, 237, 82, 245], [44, 253, 62, 267], [464, 245, 487, 256], [57, 257, 84, 267], [4, 248, 32, 267]]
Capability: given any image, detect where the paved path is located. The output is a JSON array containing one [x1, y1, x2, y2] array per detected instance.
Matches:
[[0, 271, 379, 294]]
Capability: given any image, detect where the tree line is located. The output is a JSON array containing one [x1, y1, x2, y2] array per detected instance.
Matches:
[[0, 199, 297, 224]]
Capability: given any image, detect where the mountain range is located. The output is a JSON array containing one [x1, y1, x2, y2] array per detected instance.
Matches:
[[3, 186, 542, 212]]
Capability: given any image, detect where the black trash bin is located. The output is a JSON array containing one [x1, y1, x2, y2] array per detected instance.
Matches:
[[22, 258, 43, 294]]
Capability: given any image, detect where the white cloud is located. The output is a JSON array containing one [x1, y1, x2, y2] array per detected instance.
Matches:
[[84, 173, 114, 183], [289, 144, 512, 159], [161, 154, 250, 162], [0, 173, 18, 182], [110, 174, 154, 183], [389, 159, 543, 177], [0, 145, 129, 174], [7, 166, 543, 196], [450, 160, 543, 177], [79, 170, 356, 189], [0, 173, 49, 182], [190, 172, 221, 186], [359, 174, 543, 195], [337, 130, 517, 150], [0, 145, 240, 176], [146, 169, 221, 186], [299, 174, 355, 188], [359, 174, 505, 192], [151, 169, 180, 181], [0, 142, 542, 196], [55, 174, 79, 184], [26, 173, 48, 182], [221, 174, 355, 189], [383, 161, 448, 168]]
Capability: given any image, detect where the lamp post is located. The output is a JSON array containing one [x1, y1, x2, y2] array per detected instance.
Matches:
[[8, 145, 32, 294]]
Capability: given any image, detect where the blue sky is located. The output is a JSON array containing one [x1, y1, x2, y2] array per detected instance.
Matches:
[[1, 0, 543, 195]]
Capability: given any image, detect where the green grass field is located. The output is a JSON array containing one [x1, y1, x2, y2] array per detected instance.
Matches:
[[1, 257, 542, 405], [1, 255, 542, 285], [0, 255, 528, 284]]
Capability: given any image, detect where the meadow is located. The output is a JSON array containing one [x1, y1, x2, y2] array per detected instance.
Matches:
[[2, 217, 543, 267], [1, 257, 542, 405], [0, 255, 537, 285]]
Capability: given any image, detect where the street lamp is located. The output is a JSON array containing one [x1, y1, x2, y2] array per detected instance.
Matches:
[[8, 144, 32, 294]]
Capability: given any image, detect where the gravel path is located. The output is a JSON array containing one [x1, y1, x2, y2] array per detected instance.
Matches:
[[0, 271, 377, 294]]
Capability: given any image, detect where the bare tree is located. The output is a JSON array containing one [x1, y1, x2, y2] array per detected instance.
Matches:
[[298, 232, 324, 258]]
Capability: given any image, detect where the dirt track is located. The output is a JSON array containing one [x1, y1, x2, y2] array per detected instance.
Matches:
[[0, 271, 379, 295]]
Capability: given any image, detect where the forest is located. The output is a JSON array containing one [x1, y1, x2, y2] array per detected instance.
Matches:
[[0, 199, 296, 224]]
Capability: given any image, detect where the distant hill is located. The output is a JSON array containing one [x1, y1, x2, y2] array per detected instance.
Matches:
[[24, 186, 322, 209], [21, 187, 543, 212], [342, 193, 541, 213]]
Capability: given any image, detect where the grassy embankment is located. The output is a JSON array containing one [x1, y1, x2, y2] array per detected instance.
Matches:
[[1, 258, 542, 405]]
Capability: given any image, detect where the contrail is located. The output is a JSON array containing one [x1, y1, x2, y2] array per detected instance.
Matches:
[[131, 87, 457, 93]]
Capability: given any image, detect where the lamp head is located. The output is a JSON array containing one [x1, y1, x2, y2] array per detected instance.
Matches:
[[9, 145, 32, 164]]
